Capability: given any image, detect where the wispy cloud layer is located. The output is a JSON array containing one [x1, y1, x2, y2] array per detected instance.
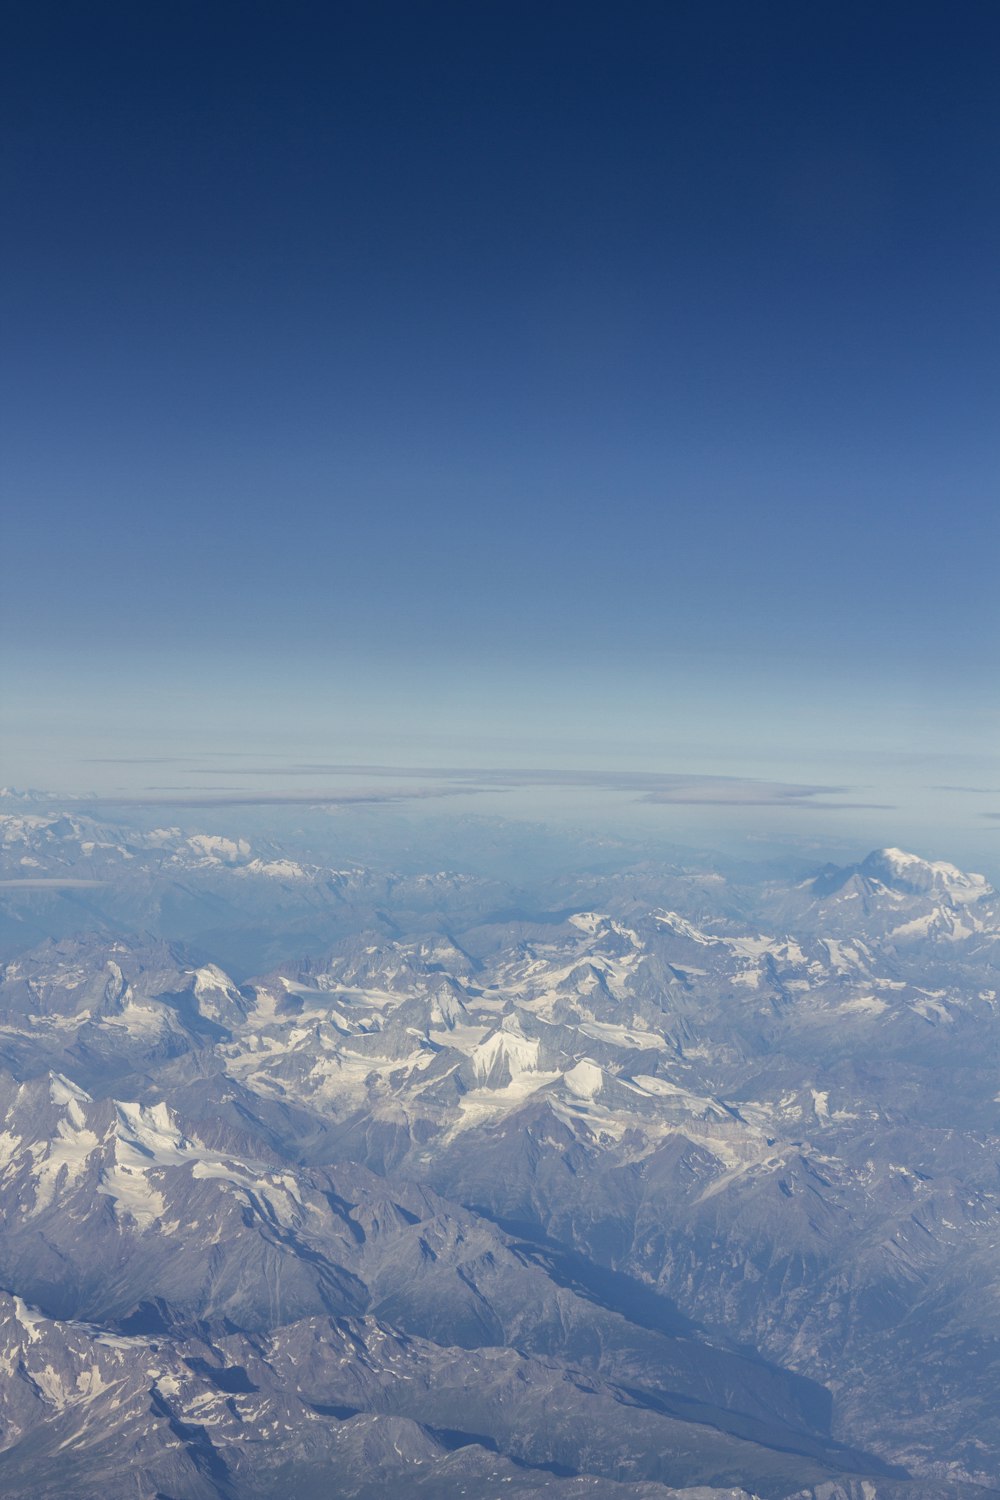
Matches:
[[68, 764, 891, 812], [79, 788, 469, 810]]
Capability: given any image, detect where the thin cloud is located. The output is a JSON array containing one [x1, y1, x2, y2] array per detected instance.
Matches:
[[0, 878, 108, 889], [641, 791, 894, 809], [84, 757, 188, 765], [933, 785, 1000, 795], [76, 787, 480, 810], [90, 764, 894, 812], [176, 762, 866, 796]]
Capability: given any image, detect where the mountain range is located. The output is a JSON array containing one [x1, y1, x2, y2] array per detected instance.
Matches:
[[1, 801, 998, 1498]]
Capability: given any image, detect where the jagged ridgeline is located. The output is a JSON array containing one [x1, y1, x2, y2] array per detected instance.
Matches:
[[1, 806, 998, 1499]]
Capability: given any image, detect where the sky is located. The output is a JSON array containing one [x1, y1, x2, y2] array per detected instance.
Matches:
[[2, 1, 998, 862]]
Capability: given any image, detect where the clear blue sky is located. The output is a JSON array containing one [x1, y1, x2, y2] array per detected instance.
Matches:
[[2, 1, 998, 852]]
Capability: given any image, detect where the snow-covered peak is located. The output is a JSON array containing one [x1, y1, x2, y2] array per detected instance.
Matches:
[[184, 834, 252, 866], [470, 1017, 540, 1088], [563, 1058, 605, 1100], [862, 848, 992, 905], [650, 910, 713, 944], [49, 1073, 92, 1108], [568, 911, 611, 935]]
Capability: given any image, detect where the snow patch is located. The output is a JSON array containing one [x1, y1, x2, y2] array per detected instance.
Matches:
[[563, 1059, 604, 1099]]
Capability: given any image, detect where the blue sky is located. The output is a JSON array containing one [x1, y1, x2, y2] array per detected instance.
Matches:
[[2, 1, 998, 860]]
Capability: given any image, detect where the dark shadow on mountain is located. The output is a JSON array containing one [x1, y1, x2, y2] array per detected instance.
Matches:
[[183, 1358, 258, 1394], [471, 1208, 697, 1338]]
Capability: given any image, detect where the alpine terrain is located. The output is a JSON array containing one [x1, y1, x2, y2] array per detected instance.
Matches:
[[1, 799, 998, 1500]]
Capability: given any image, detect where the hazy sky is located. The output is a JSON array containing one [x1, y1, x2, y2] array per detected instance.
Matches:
[[2, 1, 998, 857]]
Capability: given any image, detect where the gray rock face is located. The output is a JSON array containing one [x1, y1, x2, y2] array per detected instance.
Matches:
[[0, 807, 998, 1498]]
